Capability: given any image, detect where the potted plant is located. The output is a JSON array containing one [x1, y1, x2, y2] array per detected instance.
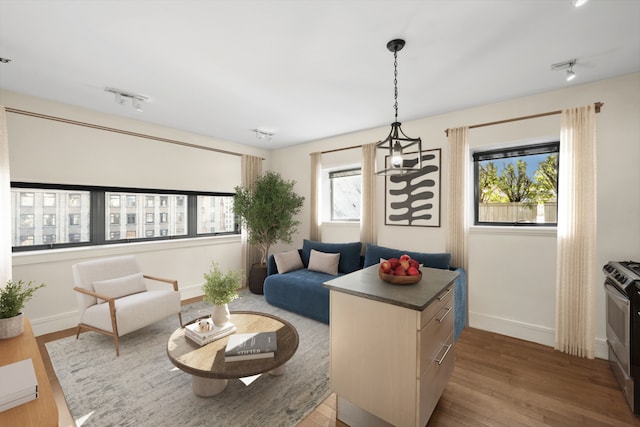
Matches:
[[233, 171, 305, 294], [0, 280, 46, 339], [202, 262, 243, 326]]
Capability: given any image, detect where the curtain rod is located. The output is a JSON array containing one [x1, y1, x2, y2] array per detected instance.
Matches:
[[444, 102, 603, 137], [5, 107, 264, 159], [317, 144, 363, 155]]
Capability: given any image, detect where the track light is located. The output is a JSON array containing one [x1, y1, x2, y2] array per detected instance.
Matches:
[[551, 59, 577, 83], [566, 68, 576, 82], [105, 87, 148, 112], [251, 129, 274, 143]]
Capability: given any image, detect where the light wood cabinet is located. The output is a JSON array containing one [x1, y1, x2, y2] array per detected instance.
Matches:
[[325, 266, 457, 427]]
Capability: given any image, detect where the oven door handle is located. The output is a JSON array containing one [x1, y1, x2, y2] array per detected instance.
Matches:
[[605, 282, 630, 305]]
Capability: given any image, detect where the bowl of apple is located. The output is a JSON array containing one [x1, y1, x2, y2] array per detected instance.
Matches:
[[378, 254, 422, 285]]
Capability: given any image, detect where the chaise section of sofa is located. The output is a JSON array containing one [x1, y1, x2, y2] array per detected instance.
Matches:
[[263, 240, 363, 324]]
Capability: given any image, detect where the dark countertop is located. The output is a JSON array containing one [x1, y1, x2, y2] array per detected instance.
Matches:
[[323, 265, 459, 311]]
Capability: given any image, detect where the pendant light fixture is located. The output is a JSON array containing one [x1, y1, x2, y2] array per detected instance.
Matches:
[[375, 39, 423, 175]]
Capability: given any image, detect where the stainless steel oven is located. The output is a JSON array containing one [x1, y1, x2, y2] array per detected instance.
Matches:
[[603, 261, 640, 415]]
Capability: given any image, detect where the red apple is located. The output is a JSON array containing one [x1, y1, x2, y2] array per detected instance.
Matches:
[[409, 259, 419, 269], [380, 261, 392, 273], [399, 254, 411, 262], [407, 266, 420, 276], [399, 259, 410, 271], [394, 266, 406, 276], [389, 258, 399, 269]]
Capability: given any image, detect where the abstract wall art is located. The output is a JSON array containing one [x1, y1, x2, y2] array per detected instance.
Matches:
[[385, 148, 441, 227]]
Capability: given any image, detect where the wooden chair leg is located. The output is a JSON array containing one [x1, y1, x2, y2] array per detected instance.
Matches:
[[178, 312, 184, 327], [75, 325, 82, 339], [113, 335, 120, 357]]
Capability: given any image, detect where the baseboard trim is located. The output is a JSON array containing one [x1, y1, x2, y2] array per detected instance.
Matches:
[[469, 311, 608, 360]]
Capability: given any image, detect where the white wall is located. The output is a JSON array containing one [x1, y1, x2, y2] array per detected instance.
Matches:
[[269, 73, 640, 359], [1, 90, 270, 335]]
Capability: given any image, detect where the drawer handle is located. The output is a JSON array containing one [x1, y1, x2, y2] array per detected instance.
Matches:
[[436, 307, 452, 323], [435, 344, 453, 365], [437, 288, 452, 301]]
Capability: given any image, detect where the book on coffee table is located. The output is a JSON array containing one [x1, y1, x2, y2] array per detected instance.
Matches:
[[225, 331, 277, 361], [185, 321, 236, 346]]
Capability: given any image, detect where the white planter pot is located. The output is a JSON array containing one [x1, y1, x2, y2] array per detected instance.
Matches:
[[211, 304, 231, 327], [0, 313, 24, 339]]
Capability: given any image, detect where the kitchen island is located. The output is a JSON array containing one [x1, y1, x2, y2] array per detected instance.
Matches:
[[324, 265, 459, 427]]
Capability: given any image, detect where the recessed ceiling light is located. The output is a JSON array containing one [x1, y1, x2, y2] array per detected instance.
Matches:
[[573, 0, 588, 7], [0, 58, 11, 64]]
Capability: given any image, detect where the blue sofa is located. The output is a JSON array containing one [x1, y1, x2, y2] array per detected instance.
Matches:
[[263, 240, 467, 341]]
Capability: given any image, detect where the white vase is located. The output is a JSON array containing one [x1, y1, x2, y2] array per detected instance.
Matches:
[[211, 304, 230, 327], [0, 312, 24, 339]]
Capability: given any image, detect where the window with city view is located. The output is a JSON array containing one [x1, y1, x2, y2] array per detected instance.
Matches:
[[10, 183, 238, 251], [473, 141, 559, 226]]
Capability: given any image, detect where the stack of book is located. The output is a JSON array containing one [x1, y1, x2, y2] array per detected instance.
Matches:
[[225, 331, 277, 361], [185, 320, 236, 346], [0, 358, 38, 412]]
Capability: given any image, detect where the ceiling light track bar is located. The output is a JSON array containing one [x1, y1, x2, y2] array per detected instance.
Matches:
[[444, 102, 603, 136], [4, 107, 264, 159]]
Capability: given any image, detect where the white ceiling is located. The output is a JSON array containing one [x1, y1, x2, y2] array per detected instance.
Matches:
[[1, 0, 639, 149]]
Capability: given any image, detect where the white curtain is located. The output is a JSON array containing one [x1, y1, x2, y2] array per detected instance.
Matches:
[[309, 152, 321, 242], [241, 155, 262, 282], [555, 105, 597, 359], [0, 107, 11, 284], [446, 127, 469, 272], [360, 143, 377, 251]]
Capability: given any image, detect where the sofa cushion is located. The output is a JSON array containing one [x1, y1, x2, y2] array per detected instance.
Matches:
[[301, 240, 362, 274], [307, 249, 340, 275], [93, 272, 146, 303], [363, 243, 452, 270], [273, 249, 304, 274], [264, 269, 337, 324]]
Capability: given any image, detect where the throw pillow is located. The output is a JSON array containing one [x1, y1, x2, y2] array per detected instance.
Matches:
[[301, 239, 362, 273], [273, 250, 304, 274], [307, 249, 340, 275], [93, 272, 147, 303]]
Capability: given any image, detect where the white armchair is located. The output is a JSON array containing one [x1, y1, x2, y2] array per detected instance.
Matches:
[[72, 255, 183, 356]]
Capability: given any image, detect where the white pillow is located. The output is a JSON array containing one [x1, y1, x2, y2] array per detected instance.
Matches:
[[308, 249, 340, 275], [93, 272, 146, 303], [274, 250, 304, 274]]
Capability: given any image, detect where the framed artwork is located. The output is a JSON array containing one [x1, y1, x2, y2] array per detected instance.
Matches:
[[385, 148, 441, 227]]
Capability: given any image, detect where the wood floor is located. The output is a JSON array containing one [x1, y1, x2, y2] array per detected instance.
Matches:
[[37, 326, 639, 427]]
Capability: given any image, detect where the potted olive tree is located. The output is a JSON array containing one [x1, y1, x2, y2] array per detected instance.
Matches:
[[0, 280, 46, 339], [233, 171, 305, 294], [202, 262, 242, 326]]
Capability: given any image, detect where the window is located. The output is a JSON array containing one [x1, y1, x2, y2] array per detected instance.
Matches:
[[196, 195, 237, 234], [10, 183, 238, 251], [11, 188, 91, 247], [43, 214, 56, 226], [20, 193, 34, 207], [43, 193, 56, 207], [473, 141, 559, 226], [328, 168, 361, 221]]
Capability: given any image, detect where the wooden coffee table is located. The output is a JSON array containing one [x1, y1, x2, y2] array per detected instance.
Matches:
[[167, 310, 299, 397]]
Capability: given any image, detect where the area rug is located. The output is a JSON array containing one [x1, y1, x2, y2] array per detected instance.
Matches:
[[46, 289, 330, 427]]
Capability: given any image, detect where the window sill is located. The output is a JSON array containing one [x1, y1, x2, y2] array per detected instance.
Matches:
[[470, 225, 557, 237], [12, 234, 241, 266]]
